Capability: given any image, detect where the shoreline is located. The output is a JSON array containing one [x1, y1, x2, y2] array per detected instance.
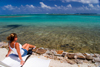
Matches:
[[0, 42, 100, 67]]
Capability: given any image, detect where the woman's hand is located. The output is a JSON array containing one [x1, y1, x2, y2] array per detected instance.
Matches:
[[5, 54, 9, 57], [20, 60, 25, 65]]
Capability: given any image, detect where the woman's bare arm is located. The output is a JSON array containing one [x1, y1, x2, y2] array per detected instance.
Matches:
[[15, 42, 23, 61], [6, 44, 12, 57], [15, 42, 24, 65]]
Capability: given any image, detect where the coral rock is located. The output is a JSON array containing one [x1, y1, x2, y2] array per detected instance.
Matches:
[[56, 50, 63, 54], [94, 54, 100, 57], [93, 57, 100, 62], [32, 47, 39, 52], [62, 52, 67, 57], [90, 53, 97, 57], [86, 56, 93, 60], [52, 50, 63, 56], [83, 53, 93, 60], [67, 53, 75, 59], [36, 49, 46, 54], [75, 53, 86, 59], [46, 50, 53, 55]]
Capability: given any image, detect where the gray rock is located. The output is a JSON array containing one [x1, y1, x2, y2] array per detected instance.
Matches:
[[93, 57, 100, 62], [83, 53, 93, 60], [75, 53, 86, 59], [94, 54, 100, 57], [90, 53, 97, 57], [86, 55, 93, 60], [51, 50, 56, 55], [46, 50, 53, 55], [83, 53, 90, 56]]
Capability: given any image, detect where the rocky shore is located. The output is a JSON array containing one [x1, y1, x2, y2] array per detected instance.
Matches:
[[0, 42, 100, 67]]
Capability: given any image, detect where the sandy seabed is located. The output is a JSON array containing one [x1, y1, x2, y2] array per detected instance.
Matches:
[[0, 24, 100, 54]]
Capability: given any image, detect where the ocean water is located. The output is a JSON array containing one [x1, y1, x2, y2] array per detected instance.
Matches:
[[0, 14, 100, 53]]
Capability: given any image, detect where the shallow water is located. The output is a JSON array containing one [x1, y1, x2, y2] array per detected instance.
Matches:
[[0, 14, 100, 53]]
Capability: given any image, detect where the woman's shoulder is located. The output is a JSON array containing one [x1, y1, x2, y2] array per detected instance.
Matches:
[[15, 42, 19, 46], [15, 42, 20, 48]]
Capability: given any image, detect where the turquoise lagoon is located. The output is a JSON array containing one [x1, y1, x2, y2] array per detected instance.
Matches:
[[0, 14, 100, 53]]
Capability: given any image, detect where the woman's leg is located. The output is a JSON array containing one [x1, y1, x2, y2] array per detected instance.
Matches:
[[22, 43, 35, 51]]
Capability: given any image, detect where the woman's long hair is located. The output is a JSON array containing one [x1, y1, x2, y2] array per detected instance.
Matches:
[[7, 33, 17, 42]]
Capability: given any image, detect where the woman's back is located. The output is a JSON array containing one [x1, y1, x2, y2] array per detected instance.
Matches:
[[9, 42, 15, 48], [9, 42, 24, 55]]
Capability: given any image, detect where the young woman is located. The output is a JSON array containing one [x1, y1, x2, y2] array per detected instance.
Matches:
[[6, 33, 36, 65]]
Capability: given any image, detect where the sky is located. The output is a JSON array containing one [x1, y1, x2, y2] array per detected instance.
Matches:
[[0, 0, 100, 14]]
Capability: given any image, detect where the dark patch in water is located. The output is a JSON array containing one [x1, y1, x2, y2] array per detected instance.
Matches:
[[60, 44, 69, 47], [70, 47, 74, 50], [0, 25, 22, 34], [5, 25, 22, 28]]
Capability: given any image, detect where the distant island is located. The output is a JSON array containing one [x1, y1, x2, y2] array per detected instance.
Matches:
[[46, 13, 100, 16], [0, 13, 100, 16], [74, 13, 100, 15]]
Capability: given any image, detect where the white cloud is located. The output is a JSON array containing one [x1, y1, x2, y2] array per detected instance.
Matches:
[[82, 5, 89, 10], [26, 5, 35, 8], [40, 2, 51, 9], [20, 5, 35, 9], [3, 5, 14, 10], [62, 0, 99, 4], [89, 4, 94, 7], [77, 4, 100, 11], [97, 5, 100, 8], [51, 4, 72, 10], [84, 6, 89, 10], [54, 6, 61, 9], [2, 4, 35, 11], [1, 3, 100, 14], [55, 5, 57, 7], [67, 4, 72, 8]]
